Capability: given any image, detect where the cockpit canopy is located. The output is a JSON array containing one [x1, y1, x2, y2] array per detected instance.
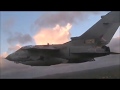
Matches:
[[21, 45, 35, 49]]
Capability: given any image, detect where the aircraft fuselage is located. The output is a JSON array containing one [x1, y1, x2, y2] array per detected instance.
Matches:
[[6, 44, 110, 66]]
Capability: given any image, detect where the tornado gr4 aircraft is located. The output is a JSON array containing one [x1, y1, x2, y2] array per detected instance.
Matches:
[[6, 11, 120, 66]]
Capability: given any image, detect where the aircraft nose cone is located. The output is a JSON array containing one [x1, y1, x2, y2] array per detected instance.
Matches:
[[5, 55, 11, 60]]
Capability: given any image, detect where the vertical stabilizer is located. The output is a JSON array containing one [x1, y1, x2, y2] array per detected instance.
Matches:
[[72, 11, 120, 46]]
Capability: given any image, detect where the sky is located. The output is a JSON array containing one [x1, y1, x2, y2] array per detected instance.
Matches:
[[0, 11, 120, 57], [0, 11, 120, 78]]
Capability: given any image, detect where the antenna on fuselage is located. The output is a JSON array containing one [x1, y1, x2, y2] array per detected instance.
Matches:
[[47, 43, 49, 45]]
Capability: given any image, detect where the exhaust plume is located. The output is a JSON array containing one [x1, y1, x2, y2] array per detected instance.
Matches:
[[33, 23, 72, 45]]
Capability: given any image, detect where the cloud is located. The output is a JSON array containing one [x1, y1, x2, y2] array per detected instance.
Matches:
[[0, 52, 8, 59], [33, 23, 72, 45], [7, 44, 22, 53], [0, 44, 22, 61], [0, 52, 8, 67], [32, 12, 105, 45], [2, 18, 33, 45], [7, 32, 33, 45], [33, 11, 103, 30], [108, 37, 120, 53]]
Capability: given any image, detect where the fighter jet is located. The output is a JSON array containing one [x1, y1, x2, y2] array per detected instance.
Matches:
[[5, 11, 120, 66]]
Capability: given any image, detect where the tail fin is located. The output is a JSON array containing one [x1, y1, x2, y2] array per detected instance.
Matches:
[[72, 11, 120, 46]]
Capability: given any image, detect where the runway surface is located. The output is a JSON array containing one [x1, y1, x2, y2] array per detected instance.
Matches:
[[0, 55, 120, 79]]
